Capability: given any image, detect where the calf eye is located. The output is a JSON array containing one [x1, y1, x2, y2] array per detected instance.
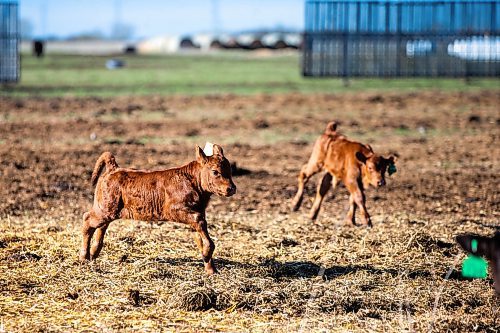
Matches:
[[212, 170, 220, 176]]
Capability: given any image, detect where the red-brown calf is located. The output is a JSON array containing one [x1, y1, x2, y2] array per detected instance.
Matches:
[[80, 144, 236, 275], [291, 121, 397, 226]]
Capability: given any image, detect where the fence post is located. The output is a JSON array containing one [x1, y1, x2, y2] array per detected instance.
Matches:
[[0, 2, 19, 83]]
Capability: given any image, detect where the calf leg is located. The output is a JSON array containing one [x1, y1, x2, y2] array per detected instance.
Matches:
[[309, 173, 336, 221], [291, 162, 322, 211], [344, 194, 357, 226], [80, 210, 110, 261], [348, 186, 372, 227], [191, 219, 216, 275], [192, 231, 204, 253], [90, 224, 109, 259], [80, 212, 95, 261]]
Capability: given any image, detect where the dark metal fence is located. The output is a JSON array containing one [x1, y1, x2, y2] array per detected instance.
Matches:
[[303, 0, 500, 77], [0, 1, 19, 83]]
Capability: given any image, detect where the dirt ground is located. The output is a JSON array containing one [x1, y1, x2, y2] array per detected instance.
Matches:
[[0, 91, 499, 332]]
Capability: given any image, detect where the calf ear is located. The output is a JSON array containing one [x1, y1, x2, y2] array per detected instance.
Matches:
[[325, 121, 338, 134], [195, 145, 208, 164], [213, 144, 224, 157], [385, 155, 398, 164], [355, 152, 368, 164], [456, 234, 493, 259]]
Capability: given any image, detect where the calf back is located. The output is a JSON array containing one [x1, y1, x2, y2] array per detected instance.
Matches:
[[96, 163, 207, 222], [322, 138, 372, 182]]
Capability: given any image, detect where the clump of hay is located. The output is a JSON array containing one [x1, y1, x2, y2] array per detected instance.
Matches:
[[406, 231, 455, 256], [276, 238, 300, 248], [168, 284, 217, 311], [128, 289, 156, 307], [262, 259, 321, 279], [7, 251, 42, 262]]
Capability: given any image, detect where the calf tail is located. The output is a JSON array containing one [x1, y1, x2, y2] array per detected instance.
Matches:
[[91, 152, 119, 187], [324, 121, 338, 135]]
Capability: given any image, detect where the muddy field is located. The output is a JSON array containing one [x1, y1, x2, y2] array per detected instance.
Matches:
[[0, 91, 499, 332]]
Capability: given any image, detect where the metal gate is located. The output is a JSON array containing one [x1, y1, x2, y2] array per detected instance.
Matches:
[[303, 0, 500, 77], [0, 1, 19, 83]]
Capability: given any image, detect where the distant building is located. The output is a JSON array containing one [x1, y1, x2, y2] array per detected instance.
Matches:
[[303, 0, 500, 77], [136, 35, 198, 54], [235, 33, 264, 49], [192, 34, 216, 51], [0, 1, 19, 83]]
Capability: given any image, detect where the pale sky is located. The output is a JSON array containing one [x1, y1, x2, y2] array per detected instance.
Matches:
[[19, 0, 304, 39]]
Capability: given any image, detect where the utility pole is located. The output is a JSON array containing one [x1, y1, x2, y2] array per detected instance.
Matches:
[[112, 0, 122, 39], [211, 0, 221, 34], [40, 0, 48, 38], [114, 0, 122, 27]]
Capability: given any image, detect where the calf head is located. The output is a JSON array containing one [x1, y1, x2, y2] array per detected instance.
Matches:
[[196, 144, 237, 197], [356, 151, 397, 188], [456, 233, 500, 295]]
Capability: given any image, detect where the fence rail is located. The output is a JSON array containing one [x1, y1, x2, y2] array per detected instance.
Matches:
[[303, 0, 500, 77]]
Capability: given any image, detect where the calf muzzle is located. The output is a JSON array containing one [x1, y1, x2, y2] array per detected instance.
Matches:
[[226, 184, 237, 197]]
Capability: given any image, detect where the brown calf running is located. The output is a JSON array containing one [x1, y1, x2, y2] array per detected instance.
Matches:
[[291, 121, 397, 226], [80, 144, 236, 275], [456, 232, 500, 295]]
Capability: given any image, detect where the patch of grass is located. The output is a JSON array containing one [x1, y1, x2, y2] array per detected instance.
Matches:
[[426, 128, 461, 137], [137, 135, 202, 145], [95, 110, 170, 122], [3, 53, 498, 97], [393, 127, 416, 137]]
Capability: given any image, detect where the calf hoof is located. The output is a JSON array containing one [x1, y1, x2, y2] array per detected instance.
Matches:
[[291, 202, 300, 212], [79, 252, 90, 262], [362, 218, 373, 228], [205, 265, 217, 276], [343, 219, 356, 227], [309, 214, 319, 222], [309, 208, 321, 221]]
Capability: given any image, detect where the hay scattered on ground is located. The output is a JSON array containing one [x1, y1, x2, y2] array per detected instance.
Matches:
[[1, 91, 499, 332]]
